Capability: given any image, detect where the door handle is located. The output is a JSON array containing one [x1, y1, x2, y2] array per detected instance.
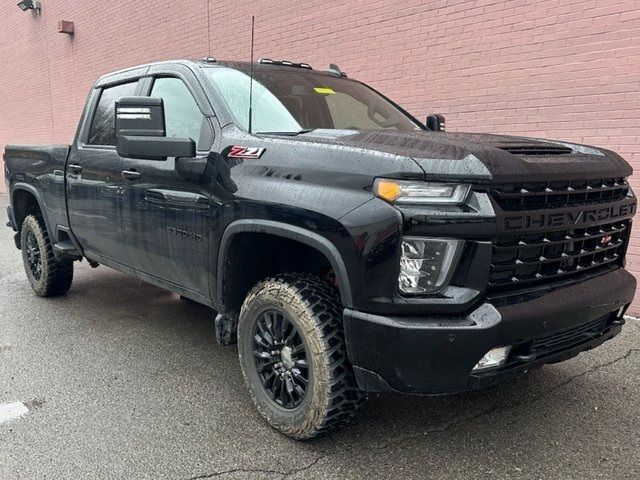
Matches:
[[121, 169, 142, 181], [68, 164, 83, 174]]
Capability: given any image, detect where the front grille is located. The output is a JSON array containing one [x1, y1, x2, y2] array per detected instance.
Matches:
[[489, 220, 629, 290], [492, 178, 630, 211], [529, 315, 610, 357], [497, 144, 573, 156]]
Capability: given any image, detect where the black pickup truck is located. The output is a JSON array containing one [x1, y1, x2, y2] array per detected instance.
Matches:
[[4, 58, 636, 439]]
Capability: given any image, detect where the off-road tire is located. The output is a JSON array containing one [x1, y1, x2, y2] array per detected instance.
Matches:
[[237, 274, 365, 439], [20, 214, 74, 297]]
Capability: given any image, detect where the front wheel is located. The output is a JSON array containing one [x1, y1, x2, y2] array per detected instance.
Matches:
[[237, 274, 364, 439], [20, 214, 73, 297]]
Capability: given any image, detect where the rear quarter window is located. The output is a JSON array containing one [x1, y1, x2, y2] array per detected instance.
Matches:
[[87, 81, 138, 146]]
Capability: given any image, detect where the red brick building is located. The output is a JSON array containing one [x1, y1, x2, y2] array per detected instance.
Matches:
[[1, 0, 639, 310]]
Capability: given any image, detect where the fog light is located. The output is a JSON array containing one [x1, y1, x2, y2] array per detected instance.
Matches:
[[472, 346, 512, 372], [398, 237, 464, 294]]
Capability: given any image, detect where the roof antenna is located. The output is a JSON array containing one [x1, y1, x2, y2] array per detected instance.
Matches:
[[248, 15, 255, 134]]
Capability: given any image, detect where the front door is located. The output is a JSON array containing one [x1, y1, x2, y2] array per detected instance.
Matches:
[[120, 75, 214, 295], [66, 80, 139, 266]]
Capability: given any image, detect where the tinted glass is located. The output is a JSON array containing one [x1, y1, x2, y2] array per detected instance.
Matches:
[[325, 92, 383, 130], [150, 77, 204, 147], [204, 67, 420, 133], [87, 81, 138, 145]]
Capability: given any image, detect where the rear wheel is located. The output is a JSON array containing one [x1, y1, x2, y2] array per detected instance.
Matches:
[[20, 215, 73, 297], [237, 274, 364, 439]]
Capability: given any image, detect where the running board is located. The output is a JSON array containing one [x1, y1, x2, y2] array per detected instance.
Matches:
[[53, 241, 82, 261]]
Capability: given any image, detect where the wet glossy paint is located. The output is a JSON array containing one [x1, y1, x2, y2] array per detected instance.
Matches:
[[4, 60, 637, 319]]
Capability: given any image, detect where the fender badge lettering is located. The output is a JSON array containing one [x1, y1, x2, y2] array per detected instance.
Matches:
[[167, 226, 203, 242], [227, 146, 265, 159]]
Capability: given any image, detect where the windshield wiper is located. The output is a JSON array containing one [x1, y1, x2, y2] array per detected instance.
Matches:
[[256, 129, 315, 136]]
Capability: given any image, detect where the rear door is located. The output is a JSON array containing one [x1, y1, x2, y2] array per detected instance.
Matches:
[[66, 78, 142, 266], [120, 65, 216, 296]]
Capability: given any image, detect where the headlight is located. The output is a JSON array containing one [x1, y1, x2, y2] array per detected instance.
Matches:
[[374, 179, 470, 205], [399, 237, 464, 295]]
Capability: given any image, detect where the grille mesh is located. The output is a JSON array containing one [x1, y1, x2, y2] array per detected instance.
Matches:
[[530, 315, 610, 356], [489, 220, 629, 290], [492, 178, 629, 211]]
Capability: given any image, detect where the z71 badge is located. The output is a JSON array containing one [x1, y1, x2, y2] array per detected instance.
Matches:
[[227, 146, 265, 159]]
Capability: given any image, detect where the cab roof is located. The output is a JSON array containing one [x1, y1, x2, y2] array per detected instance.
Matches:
[[96, 58, 345, 87]]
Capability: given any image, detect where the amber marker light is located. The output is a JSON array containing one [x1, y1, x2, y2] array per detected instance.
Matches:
[[373, 178, 470, 205], [373, 179, 402, 202]]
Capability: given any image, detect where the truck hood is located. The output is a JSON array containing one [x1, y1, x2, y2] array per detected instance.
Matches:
[[297, 130, 632, 183]]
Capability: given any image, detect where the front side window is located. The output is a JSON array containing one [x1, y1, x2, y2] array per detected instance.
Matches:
[[87, 81, 138, 145], [150, 77, 204, 147], [204, 67, 421, 133]]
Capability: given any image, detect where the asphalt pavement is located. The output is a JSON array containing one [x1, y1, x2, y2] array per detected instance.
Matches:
[[1, 193, 639, 479]]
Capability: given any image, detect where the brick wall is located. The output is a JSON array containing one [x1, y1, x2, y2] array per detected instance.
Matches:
[[1, 0, 639, 310]]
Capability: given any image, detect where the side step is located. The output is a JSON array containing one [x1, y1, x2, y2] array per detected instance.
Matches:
[[53, 241, 82, 261]]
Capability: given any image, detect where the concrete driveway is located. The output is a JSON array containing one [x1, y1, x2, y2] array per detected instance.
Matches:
[[1, 193, 639, 479]]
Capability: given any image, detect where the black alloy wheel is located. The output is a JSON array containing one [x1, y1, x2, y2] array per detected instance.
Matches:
[[237, 274, 364, 439], [253, 309, 309, 409], [25, 230, 42, 281], [20, 214, 74, 297]]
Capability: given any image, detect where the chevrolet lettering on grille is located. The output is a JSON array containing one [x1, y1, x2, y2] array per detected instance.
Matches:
[[503, 202, 636, 231]]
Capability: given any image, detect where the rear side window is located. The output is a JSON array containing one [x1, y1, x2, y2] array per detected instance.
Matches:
[[150, 77, 204, 148], [87, 81, 138, 146]]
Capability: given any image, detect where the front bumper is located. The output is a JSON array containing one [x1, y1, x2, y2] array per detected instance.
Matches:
[[343, 267, 635, 394]]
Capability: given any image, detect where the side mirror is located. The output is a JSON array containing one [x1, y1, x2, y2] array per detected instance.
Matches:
[[115, 96, 196, 160], [426, 114, 446, 132]]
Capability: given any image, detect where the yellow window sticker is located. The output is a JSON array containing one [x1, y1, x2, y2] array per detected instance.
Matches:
[[314, 87, 335, 95]]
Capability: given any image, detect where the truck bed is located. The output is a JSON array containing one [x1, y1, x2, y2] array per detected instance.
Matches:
[[4, 145, 70, 242]]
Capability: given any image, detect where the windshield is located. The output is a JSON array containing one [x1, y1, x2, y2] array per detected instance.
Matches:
[[203, 66, 421, 133]]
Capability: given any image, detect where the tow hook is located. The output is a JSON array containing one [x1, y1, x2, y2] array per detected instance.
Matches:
[[611, 317, 626, 327]]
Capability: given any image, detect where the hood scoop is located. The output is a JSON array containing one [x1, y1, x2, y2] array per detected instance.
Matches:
[[496, 143, 573, 156]]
